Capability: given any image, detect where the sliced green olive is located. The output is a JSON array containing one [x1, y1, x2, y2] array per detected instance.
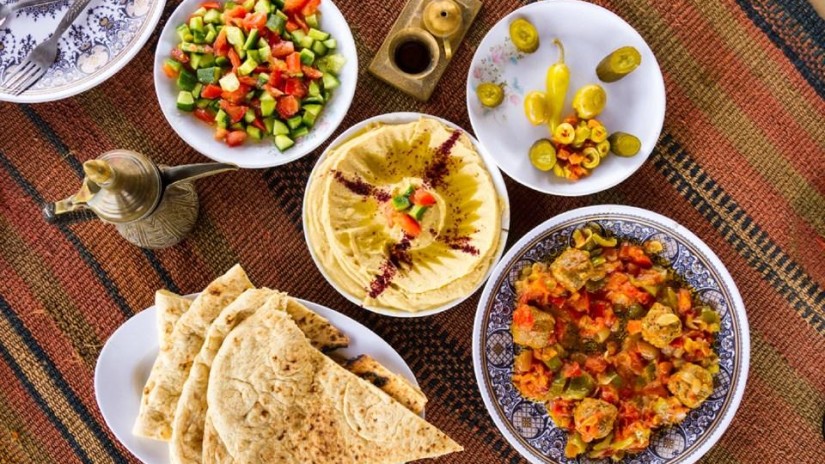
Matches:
[[476, 82, 504, 107], [509, 18, 539, 53], [608, 132, 641, 157], [596, 46, 642, 82], [529, 138, 557, 171]]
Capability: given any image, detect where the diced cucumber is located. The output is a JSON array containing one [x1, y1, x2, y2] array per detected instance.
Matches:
[[238, 57, 258, 76], [192, 83, 203, 99], [316, 54, 345, 75], [308, 28, 329, 41], [244, 108, 256, 124], [257, 72, 270, 87], [219, 72, 240, 91], [247, 49, 261, 63], [302, 95, 324, 105], [299, 48, 315, 65], [311, 41, 328, 57], [305, 14, 319, 29], [192, 6, 207, 16], [266, 14, 285, 34], [272, 119, 290, 135], [323, 89, 332, 101], [199, 53, 215, 68], [176, 91, 195, 111], [260, 93, 276, 117], [303, 104, 322, 117], [286, 116, 303, 130], [258, 42, 271, 62], [275, 9, 288, 20], [177, 69, 198, 91], [197, 67, 221, 84], [195, 98, 211, 109], [298, 35, 314, 50], [322, 38, 337, 50], [208, 99, 221, 112], [189, 16, 204, 32], [263, 117, 275, 134], [190, 53, 202, 69], [164, 58, 183, 73], [242, 0, 255, 10], [291, 125, 309, 138], [290, 29, 307, 43], [302, 111, 318, 127], [273, 0, 285, 9], [204, 27, 217, 44], [225, 26, 245, 48], [321, 72, 339, 90], [274, 134, 294, 151], [225, 1, 237, 8], [410, 205, 427, 221], [176, 24, 193, 43], [246, 125, 263, 140], [192, 29, 206, 44], [215, 56, 229, 67], [307, 80, 321, 97], [203, 8, 221, 24], [230, 122, 245, 130], [254, 0, 271, 13], [215, 109, 229, 129], [243, 29, 260, 50], [179, 42, 213, 54]]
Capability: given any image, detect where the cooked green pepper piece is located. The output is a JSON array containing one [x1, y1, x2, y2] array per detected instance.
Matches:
[[509, 18, 539, 53], [597, 46, 642, 82], [392, 195, 411, 211], [528, 139, 556, 171], [543, 356, 563, 372], [564, 432, 586, 458], [545, 39, 569, 132], [572, 84, 607, 119], [562, 372, 595, 400], [608, 132, 641, 157], [549, 376, 567, 398], [476, 82, 504, 108]]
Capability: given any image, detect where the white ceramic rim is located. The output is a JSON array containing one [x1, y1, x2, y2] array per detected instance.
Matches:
[[465, 0, 667, 196], [302, 111, 512, 318], [152, 0, 358, 169], [0, 0, 168, 104], [94, 294, 420, 464], [472, 205, 750, 464]]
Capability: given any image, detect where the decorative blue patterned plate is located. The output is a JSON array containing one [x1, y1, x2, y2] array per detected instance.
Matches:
[[473, 205, 750, 464], [0, 0, 166, 103]]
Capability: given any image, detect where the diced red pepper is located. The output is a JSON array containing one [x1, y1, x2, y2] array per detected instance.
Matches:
[[410, 189, 436, 206], [263, 84, 284, 97], [200, 84, 223, 99], [397, 214, 421, 238], [170, 48, 189, 64], [252, 118, 266, 131], [162, 62, 180, 79], [194, 108, 214, 124], [226, 130, 248, 147], [283, 0, 308, 13], [220, 84, 250, 104], [228, 48, 242, 70], [213, 28, 229, 56], [301, 65, 323, 80], [238, 75, 259, 86], [283, 78, 307, 98], [513, 304, 535, 328], [242, 11, 267, 31], [301, 0, 321, 16], [285, 20, 300, 32], [219, 100, 248, 123], [292, 14, 308, 32], [224, 5, 248, 19], [276, 95, 300, 119], [271, 41, 295, 58], [268, 69, 283, 88], [285, 52, 301, 73], [201, 1, 221, 9]]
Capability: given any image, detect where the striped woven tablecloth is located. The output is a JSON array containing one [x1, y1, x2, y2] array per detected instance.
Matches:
[[1, 0, 823, 462]]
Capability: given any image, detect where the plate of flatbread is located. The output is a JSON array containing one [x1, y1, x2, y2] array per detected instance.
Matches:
[[95, 264, 462, 463]]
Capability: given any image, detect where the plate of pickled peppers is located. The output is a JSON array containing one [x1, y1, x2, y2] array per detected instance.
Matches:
[[466, 0, 666, 196], [473, 205, 749, 464]]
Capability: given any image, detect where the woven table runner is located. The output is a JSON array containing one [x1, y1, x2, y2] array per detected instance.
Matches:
[[0, 0, 823, 462]]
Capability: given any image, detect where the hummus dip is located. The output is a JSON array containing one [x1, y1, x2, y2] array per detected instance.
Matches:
[[305, 117, 503, 312]]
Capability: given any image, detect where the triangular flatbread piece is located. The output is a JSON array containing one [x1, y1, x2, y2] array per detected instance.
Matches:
[[205, 306, 462, 463], [155, 290, 192, 351]]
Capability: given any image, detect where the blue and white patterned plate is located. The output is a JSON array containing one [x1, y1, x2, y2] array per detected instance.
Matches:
[[472, 205, 750, 464], [0, 0, 165, 103]]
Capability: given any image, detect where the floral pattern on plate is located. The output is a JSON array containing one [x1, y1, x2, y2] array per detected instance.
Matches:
[[0, 0, 164, 102], [474, 206, 749, 464], [469, 37, 525, 117]]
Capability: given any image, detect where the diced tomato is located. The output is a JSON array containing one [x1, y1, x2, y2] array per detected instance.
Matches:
[[214, 127, 228, 141], [276, 95, 300, 119], [213, 28, 229, 56], [221, 84, 250, 104], [238, 75, 259, 86], [283, 0, 308, 13], [301, 65, 323, 80], [194, 108, 214, 124], [283, 78, 307, 98], [201, 1, 220, 9], [285, 52, 301, 73], [285, 20, 300, 32], [263, 84, 284, 97], [271, 41, 295, 58], [228, 48, 242, 70], [301, 0, 321, 16], [567, 290, 590, 313], [242, 11, 267, 31], [397, 214, 422, 237], [170, 48, 189, 64], [224, 5, 248, 19], [225, 130, 248, 147], [252, 118, 266, 131], [162, 62, 179, 78], [292, 14, 308, 32], [219, 100, 247, 123], [620, 243, 653, 268], [561, 362, 582, 379], [268, 69, 283, 88], [584, 356, 608, 374], [410, 189, 436, 206], [200, 84, 222, 99], [513, 304, 535, 328], [600, 384, 620, 404]]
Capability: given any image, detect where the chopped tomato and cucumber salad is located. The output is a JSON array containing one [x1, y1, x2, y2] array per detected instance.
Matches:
[[163, 0, 345, 149]]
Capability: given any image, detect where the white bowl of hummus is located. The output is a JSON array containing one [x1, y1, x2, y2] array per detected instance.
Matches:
[[303, 113, 510, 317]]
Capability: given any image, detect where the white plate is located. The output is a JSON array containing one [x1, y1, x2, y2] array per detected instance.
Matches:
[[153, 0, 357, 168], [95, 296, 419, 464], [473, 205, 750, 463], [302, 112, 511, 318], [0, 0, 166, 103], [466, 0, 666, 196]]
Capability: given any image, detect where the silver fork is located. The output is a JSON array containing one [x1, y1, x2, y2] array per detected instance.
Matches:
[[1, 0, 92, 96], [0, 0, 65, 28]]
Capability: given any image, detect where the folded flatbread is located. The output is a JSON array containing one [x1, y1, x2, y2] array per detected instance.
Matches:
[[343, 355, 427, 415], [156, 290, 192, 351], [133, 265, 254, 441], [204, 306, 463, 463], [170, 291, 351, 464]]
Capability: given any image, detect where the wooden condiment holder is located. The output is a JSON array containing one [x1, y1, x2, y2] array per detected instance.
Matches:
[[369, 0, 482, 101]]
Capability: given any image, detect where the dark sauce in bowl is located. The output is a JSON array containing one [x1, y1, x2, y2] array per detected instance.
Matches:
[[394, 40, 432, 75]]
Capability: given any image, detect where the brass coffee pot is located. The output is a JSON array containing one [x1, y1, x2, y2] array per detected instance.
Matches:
[[43, 149, 237, 249]]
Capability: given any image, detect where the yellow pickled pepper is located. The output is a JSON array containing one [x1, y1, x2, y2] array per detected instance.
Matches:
[[545, 39, 569, 133]]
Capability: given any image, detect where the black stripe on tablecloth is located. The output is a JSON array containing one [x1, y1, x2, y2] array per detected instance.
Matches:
[[0, 295, 127, 463]]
